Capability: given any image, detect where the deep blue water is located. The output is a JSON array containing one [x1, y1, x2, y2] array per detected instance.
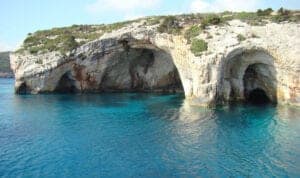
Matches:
[[0, 78, 300, 177]]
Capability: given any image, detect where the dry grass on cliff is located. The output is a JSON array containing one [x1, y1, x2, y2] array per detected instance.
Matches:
[[16, 8, 299, 55]]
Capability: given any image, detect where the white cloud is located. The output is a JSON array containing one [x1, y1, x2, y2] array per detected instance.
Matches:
[[190, 0, 259, 12], [86, 0, 161, 14]]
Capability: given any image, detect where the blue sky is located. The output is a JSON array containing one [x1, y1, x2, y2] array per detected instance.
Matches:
[[0, 0, 299, 51]]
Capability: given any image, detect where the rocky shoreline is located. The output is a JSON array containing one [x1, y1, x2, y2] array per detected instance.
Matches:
[[11, 11, 300, 106]]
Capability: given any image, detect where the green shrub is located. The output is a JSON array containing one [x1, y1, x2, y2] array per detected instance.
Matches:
[[157, 16, 182, 34], [184, 25, 201, 43], [190, 39, 208, 56], [16, 10, 298, 55], [272, 15, 285, 23], [29, 47, 40, 54], [146, 18, 161, 25], [201, 15, 222, 29], [278, 8, 291, 16], [272, 8, 293, 23], [104, 21, 133, 32], [237, 34, 246, 42], [63, 35, 79, 52], [257, 8, 273, 16], [227, 12, 269, 26], [232, 12, 257, 20], [24, 36, 40, 46], [19, 23, 118, 55]]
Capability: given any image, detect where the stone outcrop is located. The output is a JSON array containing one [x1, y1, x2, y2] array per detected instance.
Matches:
[[11, 20, 300, 106]]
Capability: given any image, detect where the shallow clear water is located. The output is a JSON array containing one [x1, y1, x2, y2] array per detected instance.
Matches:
[[0, 78, 300, 177]]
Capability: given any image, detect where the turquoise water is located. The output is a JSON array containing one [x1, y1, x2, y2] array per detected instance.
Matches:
[[0, 78, 300, 177]]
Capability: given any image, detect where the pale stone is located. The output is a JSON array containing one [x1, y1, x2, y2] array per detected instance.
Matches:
[[11, 20, 300, 106]]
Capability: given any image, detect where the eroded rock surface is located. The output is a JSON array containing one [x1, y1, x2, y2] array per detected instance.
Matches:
[[11, 20, 300, 106]]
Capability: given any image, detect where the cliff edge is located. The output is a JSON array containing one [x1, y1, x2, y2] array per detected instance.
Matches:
[[11, 10, 300, 106]]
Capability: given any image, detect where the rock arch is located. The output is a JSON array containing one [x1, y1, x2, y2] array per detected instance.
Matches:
[[54, 71, 77, 93], [217, 48, 277, 105], [53, 39, 184, 94], [99, 47, 183, 92]]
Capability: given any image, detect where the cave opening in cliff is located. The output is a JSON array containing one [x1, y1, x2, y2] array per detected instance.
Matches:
[[16, 82, 29, 94], [220, 50, 277, 105], [242, 63, 276, 105], [99, 47, 184, 93], [246, 88, 271, 105], [55, 72, 77, 93], [53, 46, 184, 94]]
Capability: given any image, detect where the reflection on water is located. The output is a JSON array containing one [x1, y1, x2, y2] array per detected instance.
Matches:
[[0, 78, 300, 177]]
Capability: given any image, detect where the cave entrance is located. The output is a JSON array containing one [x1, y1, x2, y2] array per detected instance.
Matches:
[[242, 63, 275, 105], [16, 82, 28, 94], [54, 72, 77, 93], [54, 45, 184, 94], [100, 47, 184, 93], [219, 50, 277, 105], [245, 88, 271, 105]]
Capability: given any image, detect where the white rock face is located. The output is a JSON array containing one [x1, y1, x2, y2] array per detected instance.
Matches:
[[11, 20, 300, 106]]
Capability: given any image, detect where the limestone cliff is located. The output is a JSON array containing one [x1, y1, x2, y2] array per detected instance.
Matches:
[[11, 12, 300, 106]]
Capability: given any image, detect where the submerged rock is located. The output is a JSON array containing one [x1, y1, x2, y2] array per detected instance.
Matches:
[[10, 18, 300, 106]]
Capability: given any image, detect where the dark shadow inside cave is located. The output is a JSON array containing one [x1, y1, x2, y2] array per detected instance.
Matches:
[[16, 82, 28, 94], [245, 88, 271, 105], [218, 50, 278, 105], [54, 72, 77, 93], [243, 63, 275, 105]]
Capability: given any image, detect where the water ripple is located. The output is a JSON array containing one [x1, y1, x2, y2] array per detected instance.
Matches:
[[0, 79, 300, 177]]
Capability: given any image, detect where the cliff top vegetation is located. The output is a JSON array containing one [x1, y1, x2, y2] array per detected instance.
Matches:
[[16, 8, 300, 55]]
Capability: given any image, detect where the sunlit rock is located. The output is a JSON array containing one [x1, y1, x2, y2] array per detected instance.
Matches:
[[11, 20, 300, 106]]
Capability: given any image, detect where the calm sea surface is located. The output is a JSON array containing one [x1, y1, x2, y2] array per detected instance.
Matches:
[[0, 78, 299, 177]]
